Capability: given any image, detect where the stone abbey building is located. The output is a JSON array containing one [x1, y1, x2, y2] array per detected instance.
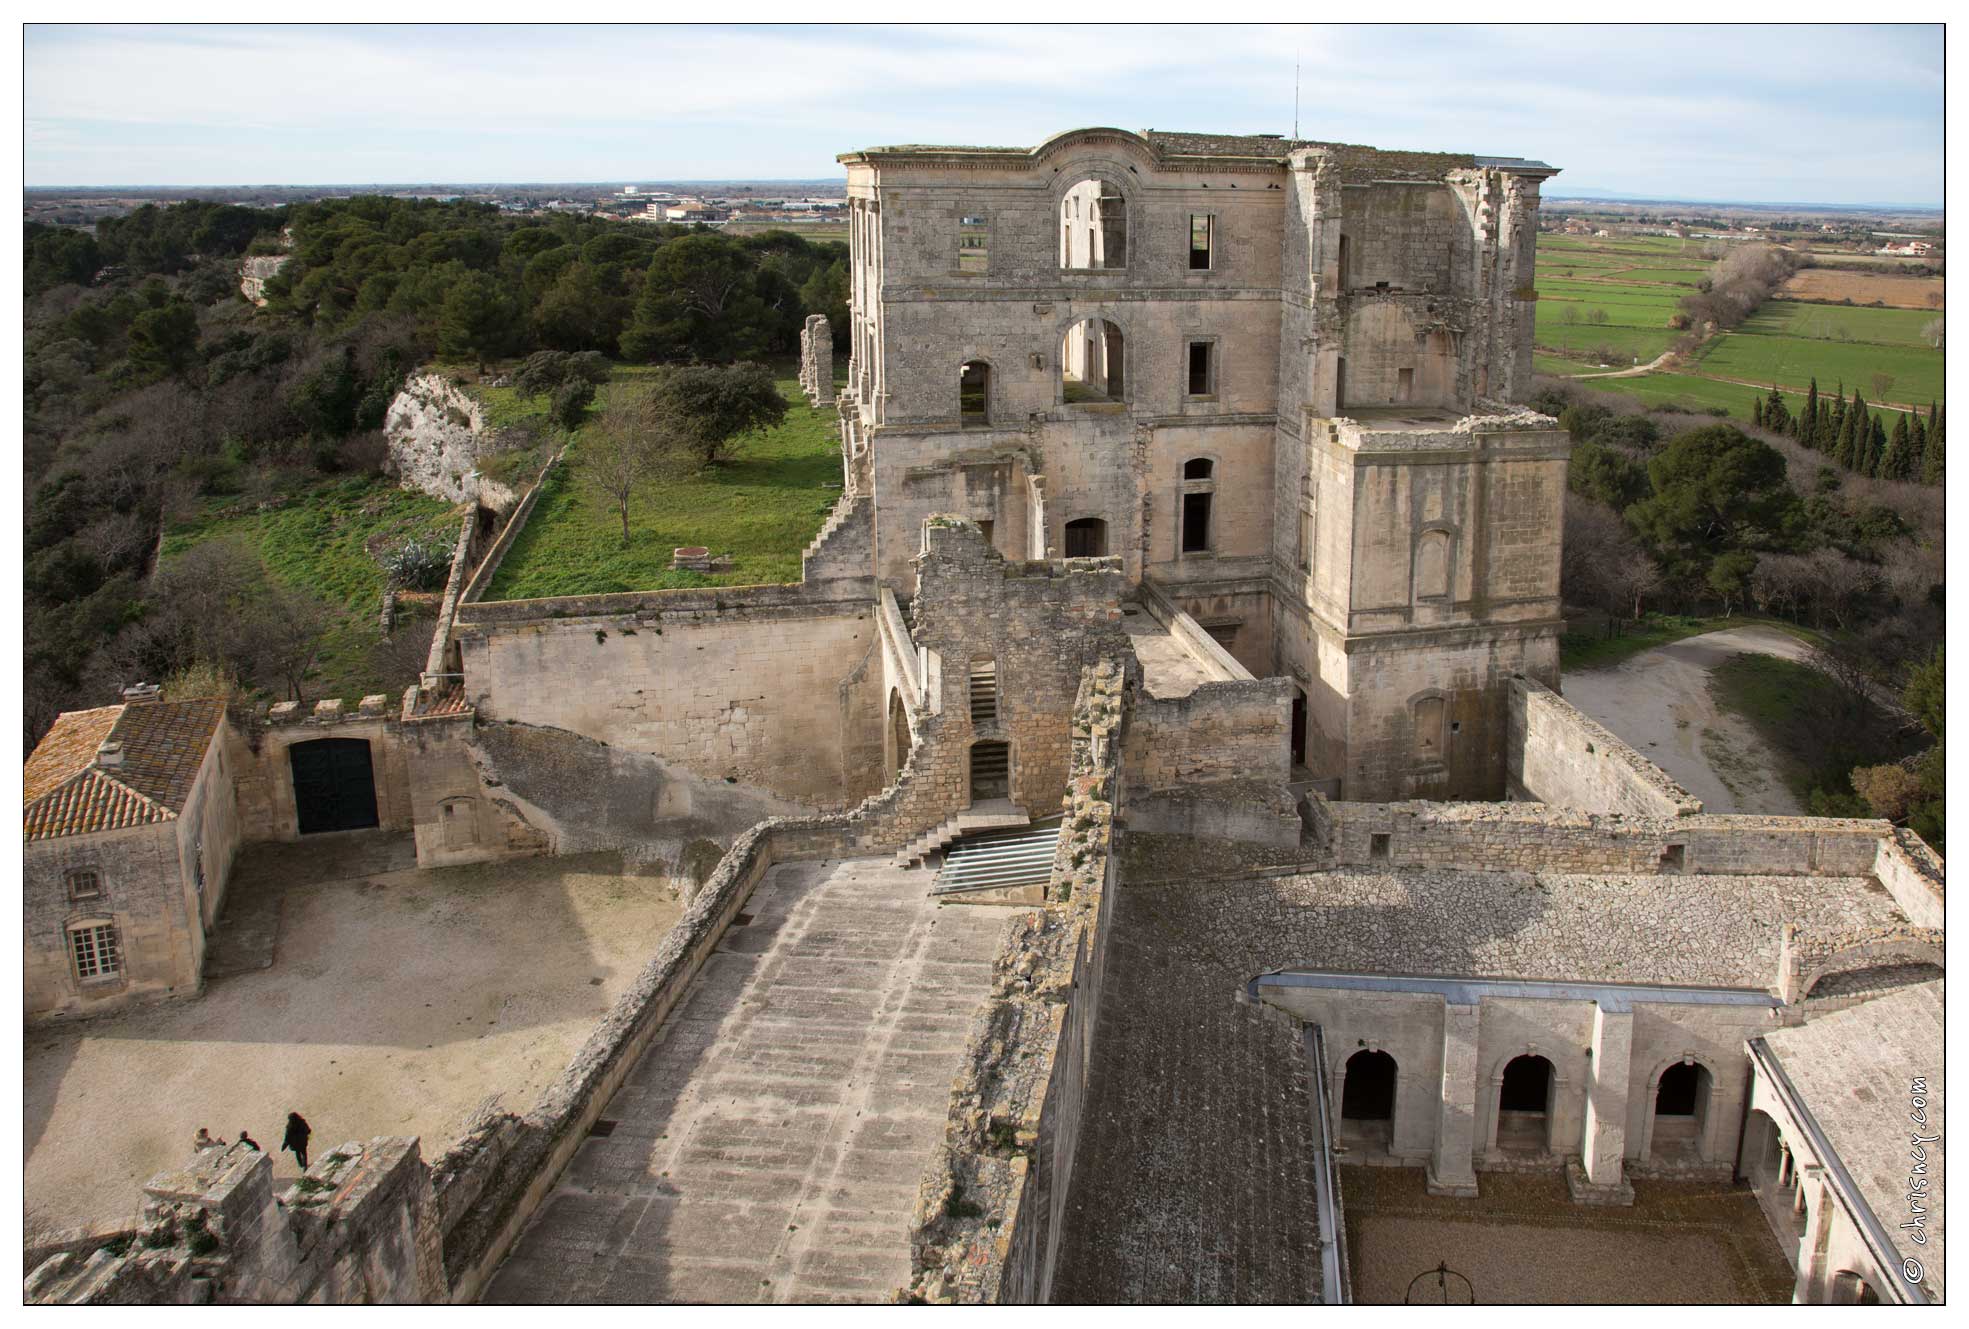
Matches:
[[837, 127, 1566, 799], [27, 129, 1943, 1306]]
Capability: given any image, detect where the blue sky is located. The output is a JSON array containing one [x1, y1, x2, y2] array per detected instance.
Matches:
[[24, 23, 1944, 205]]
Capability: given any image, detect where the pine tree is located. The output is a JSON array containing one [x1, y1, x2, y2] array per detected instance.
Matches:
[[1764, 384, 1788, 433]]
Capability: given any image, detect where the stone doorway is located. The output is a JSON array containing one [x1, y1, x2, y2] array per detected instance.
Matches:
[[1341, 1049, 1397, 1152], [288, 738, 380, 836], [1496, 1054, 1554, 1153]]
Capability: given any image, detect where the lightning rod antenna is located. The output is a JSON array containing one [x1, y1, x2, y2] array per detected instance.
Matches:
[[1293, 52, 1300, 140]]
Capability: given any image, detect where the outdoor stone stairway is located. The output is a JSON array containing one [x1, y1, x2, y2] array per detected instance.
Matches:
[[801, 492, 867, 564], [892, 799, 1028, 868], [930, 817, 1064, 897]]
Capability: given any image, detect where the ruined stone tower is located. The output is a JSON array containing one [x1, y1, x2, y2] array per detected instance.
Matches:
[[836, 127, 1567, 799]]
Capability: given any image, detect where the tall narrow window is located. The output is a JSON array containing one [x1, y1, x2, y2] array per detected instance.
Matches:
[[1182, 493, 1213, 553], [1189, 214, 1214, 270], [1187, 341, 1216, 397], [958, 214, 989, 273], [1397, 367, 1415, 401], [1413, 695, 1447, 762], [960, 360, 991, 428], [969, 660, 998, 726], [70, 921, 122, 982], [1060, 179, 1126, 269]]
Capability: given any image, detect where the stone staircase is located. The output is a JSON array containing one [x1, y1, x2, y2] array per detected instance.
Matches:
[[801, 491, 865, 565], [893, 799, 1028, 868]]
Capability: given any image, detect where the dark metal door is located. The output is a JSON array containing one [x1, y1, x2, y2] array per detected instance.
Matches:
[[289, 738, 380, 835]]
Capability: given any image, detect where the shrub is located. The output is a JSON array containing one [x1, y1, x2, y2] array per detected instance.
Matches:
[[382, 537, 449, 591]]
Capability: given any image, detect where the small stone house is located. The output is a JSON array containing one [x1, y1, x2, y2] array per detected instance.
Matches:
[[23, 689, 242, 1018]]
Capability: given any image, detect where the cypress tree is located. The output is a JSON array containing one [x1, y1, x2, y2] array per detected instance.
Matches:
[[1868, 414, 1889, 476], [1752, 396, 1765, 428], [1765, 384, 1788, 433], [1802, 378, 1819, 448], [1880, 412, 1912, 480], [1838, 393, 1864, 468], [1921, 410, 1944, 485], [1929, 400, 1939, 432], [1826, 390, 1846, 454]]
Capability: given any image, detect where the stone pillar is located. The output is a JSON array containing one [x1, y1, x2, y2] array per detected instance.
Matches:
[[1427, 1002, 1481, 1197], [1795, 1167, 1834, 1303], [808, 315, 833, 405], [1568, 1004, 1636, 1205]]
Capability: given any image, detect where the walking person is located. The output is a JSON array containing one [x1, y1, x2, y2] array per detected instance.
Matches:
[[283, 1112, 313, 1170]]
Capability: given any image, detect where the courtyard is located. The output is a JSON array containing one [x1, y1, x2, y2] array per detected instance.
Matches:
[[1341, 1166, 1795, 1304], [25, 832, 682, 1231]]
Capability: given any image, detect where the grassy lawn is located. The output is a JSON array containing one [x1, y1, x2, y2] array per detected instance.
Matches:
[[1560, 612, 1818, 673], [1708, 652, 1921, 803], [482, 369, 841, 600], [1563, 371, 1804, 419], [159, 476, 463, 701]]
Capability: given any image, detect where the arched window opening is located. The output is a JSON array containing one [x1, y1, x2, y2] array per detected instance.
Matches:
[[1064, 517, 1108, 558], [1060, 178, 1126, 269], [959, 360, 991, 428], [1413, 695, 1447, 764], [1061, 319, 1125, 403], [1496, 1054, 1553, 1153], [1414, 529, 1451, 601], [969, 740, 1011, 803], [1342, 1050, 1396, 1121], [1183, 458, 1214, 481], [1656, 1061, 1701, 1117]]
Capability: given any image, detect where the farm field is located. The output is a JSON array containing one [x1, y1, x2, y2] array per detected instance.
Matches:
[[1743, 301, 1940, 346], [1690, 327, 1943, 408], [1778, 268, 1944, 309], [481, 366, 842, 600], [1560, 369, 1807, 419], [1533, 235, 1710, 365]]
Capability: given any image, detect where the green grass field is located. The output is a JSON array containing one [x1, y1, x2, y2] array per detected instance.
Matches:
[[1563, 371, 1806, 420], [1533, 235, 1710, 366], [1736, 301, 1941, 348], [159, 477, 463, 701], [1691, 325, 1943, 406], [482, 369, 841, 600]]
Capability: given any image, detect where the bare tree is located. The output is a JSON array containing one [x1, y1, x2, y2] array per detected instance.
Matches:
[[581, 386, 671, 546], [1871, 371, 1897, 402], [1921, 316, 1944, 350]]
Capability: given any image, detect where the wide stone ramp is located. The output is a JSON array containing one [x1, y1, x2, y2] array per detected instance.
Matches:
[[484, 858, 1009, 1304]]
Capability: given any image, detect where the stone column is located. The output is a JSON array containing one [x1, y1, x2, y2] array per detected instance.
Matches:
[[810, 316, 833, 404], [1427, 1002, 1480, 1197], [1568, 1004, 1636, 1205], [1795, 1167, 1834, 1303]]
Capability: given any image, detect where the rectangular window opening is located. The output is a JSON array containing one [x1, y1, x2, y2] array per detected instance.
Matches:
[[1659, 843, 1687, 874], [1181, 491, 1213, 554], [958, 214, 989, 273], [1369, 832, 1391, 862], [1189, 214, 1214, 270], [66, 869, 103, 902], [1187, 341, 1215, 397]]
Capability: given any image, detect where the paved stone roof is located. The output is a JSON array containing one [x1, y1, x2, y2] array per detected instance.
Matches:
[[1762, 980, 1945, 1297], [23, 699, 227, 842]]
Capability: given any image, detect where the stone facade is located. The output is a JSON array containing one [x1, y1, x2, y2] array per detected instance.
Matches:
[[837, 127, 1564, 799]]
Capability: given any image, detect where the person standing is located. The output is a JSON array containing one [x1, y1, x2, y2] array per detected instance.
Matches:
[[283, 1112, 313, 1170]]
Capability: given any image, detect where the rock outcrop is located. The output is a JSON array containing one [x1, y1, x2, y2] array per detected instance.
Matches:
[[238, 255, 289, 307], [382, 374, 519, 509]]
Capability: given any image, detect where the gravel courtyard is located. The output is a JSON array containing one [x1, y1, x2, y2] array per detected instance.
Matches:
[[1342, 1166, 1795, 1304], [25, 833, 682, 1231]]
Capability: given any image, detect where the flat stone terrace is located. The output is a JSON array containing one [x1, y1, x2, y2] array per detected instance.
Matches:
[[484, 858, 1012, 1304], [1184, 866, 1905, 988], [1120, 609, 1220, 700]]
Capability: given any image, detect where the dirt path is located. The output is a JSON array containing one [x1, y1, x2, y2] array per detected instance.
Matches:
[[1560, 626, 1817, 815], [1567, 349, 1679, 379]]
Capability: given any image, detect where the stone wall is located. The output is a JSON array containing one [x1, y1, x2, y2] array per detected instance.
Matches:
[[24, 822, 201, 1020], [907, 660, 1124, 1304], [1874, 828, 1945, 927], [1123, 676, 1294, 791], [26, 1137, 444, 1305], [1316, 795, 1913, 881], [798, 314, 834, 404], [1507, 673, 1702, 818], [454, 582, 886, 812]]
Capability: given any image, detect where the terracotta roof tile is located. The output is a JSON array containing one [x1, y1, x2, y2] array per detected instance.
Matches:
[[22, 698, 226, 842]]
